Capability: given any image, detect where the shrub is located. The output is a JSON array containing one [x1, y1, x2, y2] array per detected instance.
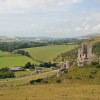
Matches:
[[30, 80, 35, 84], [96, 64, 100, 68], [35, 78, 43, 82], [30, 78, 43, 84], [75, 76, 81, 80], [56, 79, 62, 83], [88, 74, 94, 79], [0, 71, 15, 79], [91, 61, 99, 65], [64, 69, 68, 73], [44, 80, 48, 83], [91, 70, 97, 74]]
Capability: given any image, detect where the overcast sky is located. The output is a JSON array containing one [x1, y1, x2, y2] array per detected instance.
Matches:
[[0, 0, 100, 38]]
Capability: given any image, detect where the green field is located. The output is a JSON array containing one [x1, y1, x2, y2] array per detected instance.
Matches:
[[0, 45, 77, 68], [23, 45, 77, 62], [0, 51, 39, 68]]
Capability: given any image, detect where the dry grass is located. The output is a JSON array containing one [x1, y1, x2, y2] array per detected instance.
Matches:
[[0, 84, 100, 100]]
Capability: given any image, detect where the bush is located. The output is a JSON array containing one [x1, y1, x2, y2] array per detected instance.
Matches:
[[91, 70, 97, 74], [30, 80, 35, 84], [75, 76, 81, 80], [0, 72, 15, 79], [91, 61, 99, 65], [88, 74, 94, 79], [44, 80, 48, 83], [30, 78, 43, 84], [56, 79, 62, 83], [96, 64, 100, 68], [64, 69, 68, 73], [35, 78, 43, 82]]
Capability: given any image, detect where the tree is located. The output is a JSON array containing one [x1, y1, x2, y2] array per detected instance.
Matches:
[[24, 62, 31, 68]]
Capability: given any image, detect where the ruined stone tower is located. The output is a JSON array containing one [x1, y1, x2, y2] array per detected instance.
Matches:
[[77, 43, 92, 66], [78, 43, 92, 60]]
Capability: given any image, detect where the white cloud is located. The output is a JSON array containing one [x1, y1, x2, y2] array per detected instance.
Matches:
[[84, 25, 90, 31], [92, 24, 100, 32], [31, 24, 36, 28], [61, 19, 69, 24], [85, 17, 91, 22], [74, 27, 82, 31], [0, 0, 85, 14], [81, 22, 87, 27], [46, 29, 71, 34], [72, 0, 84, 3]]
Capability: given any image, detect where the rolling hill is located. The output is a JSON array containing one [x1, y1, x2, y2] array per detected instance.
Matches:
[[54, 36, 100, 62], [78, 33, 100, 39]]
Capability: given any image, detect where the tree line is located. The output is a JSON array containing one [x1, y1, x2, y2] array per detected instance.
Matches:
[[0, 42, 47, 52], [0, 39, 85, 52]]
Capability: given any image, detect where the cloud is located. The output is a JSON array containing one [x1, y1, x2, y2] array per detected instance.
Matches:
[[31, 23, 46, 29], [94, 0, 100, 2], [46, 29, 71, 34], [84, 25, 90, 31], [0, 0, 85, 14], [72, 0, 84, 3], [92, 24, 100, 32], [85, 17, 91, 22], [61, 19, 70, 24], [31, 24, 36, 28], [74, 27, 82, 31], [81, 22, 87, 27]]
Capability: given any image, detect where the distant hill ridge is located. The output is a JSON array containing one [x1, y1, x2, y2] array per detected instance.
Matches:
[[78, 33, 100, 39], [0, 33, 100, 42]]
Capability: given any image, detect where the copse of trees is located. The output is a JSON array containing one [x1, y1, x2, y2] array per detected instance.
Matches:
[[0, 42, 47, 52], [24, 62, 35, 69], [16, 50, 31, 57], [0, 67, 15, 79], [39, 62, 57, 68]]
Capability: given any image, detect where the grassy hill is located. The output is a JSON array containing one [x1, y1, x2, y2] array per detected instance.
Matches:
[[78, 33, 100, 39], [22, 45, 77, 62], [0, 51, 39, 68], [48, 63, 100, 85], [54, 36, 100, 63]]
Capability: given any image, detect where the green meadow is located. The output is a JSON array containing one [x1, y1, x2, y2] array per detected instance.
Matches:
[[23, 45, 77, 62], [0, 51, 39, 68], [0, 45, 77, 68]]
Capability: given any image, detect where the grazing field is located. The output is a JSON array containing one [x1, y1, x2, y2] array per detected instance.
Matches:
[[0, 84, 100, 100], [23, 45, 77, 62], [0, 70, 58, 86], [0, 51, 39, 68]]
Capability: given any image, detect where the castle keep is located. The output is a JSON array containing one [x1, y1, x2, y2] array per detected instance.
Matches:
[[78, 44, 92, 59], [77, 43, 97, 66]]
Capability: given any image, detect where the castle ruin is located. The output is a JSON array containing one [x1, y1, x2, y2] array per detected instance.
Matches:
[[77, 43, 97, 66]]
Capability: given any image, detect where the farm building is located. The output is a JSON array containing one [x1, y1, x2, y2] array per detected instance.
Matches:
[[9, 67, 23, 71]]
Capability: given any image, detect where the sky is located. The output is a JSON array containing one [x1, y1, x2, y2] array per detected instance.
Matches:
[[0, 0, 100, 38]]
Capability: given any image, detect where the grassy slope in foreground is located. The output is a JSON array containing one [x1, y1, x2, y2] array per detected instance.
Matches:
[[48, 63, 100, 85], [0, 51, 39, 68], [0, 84, 100, 100], [23, 45, 77, 62]]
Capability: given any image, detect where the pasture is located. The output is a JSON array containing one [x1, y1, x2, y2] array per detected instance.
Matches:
[[0, 84, 100, 100], [0, 51, 39, 68], [0, 70, 58, 87], [23, 45, 77, 62]]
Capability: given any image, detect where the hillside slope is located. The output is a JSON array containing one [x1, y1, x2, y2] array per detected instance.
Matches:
[[78, 33, 100, 39], [53, 36, 100, 63], [48, 63, 100, 85]]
